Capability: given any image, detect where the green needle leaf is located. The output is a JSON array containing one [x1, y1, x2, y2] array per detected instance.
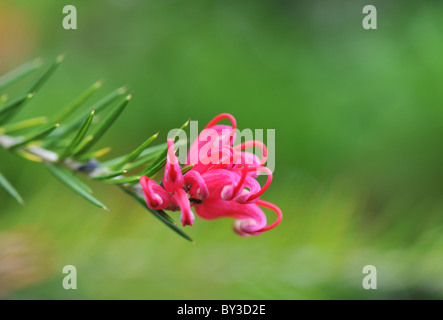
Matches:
[[140, 156, 167, 178], [26, 54, 63, 93], [122, 152, 159, 171], [110, 132, 159, 171], [45, 86, 128, 142], [100, 143, 166, 168], [137, 119, 189, 178], [51, 80, 102, 124], [121, 187, 194, 243], [121, 188, 176, 225], [152, 209, 178, 226], [173, 119, 190, 141], [76, 146, 112, 162], [0, 93, 34, 124], [91, 86, 128, 114], [9, 123, 60, 149], [0, 117, 47, 135], [60, 110, 95, 159], [181, 164, 195, 174], [0, 58, 42, 91], [46, 164, 107, 210], [14, 149, 44, 162], [73, 94, 132, 156], [102, 175, 140, 185], [148, 208, 194, 242], [0, 171, 24, 205], [0, 94, 8, 107], [91, 170, 127, 180]]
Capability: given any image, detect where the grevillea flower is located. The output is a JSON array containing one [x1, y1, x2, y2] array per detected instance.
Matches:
[[139, 113, 282, 236]]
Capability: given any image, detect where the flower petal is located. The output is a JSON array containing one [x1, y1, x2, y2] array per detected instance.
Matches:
[[193, 198, 267, 236], [172, 188, 194, 226], [140, 176, 172, 210], [163, 139, 184, 192], [184, 169, 209, 200]]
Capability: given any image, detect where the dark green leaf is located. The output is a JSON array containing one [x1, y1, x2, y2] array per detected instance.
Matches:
[[100, 143, 166, 169], [9, 123, 60, 149], [120, 187, 194, 243], [46, 86, 128, 142], [181, 164, 195, 174], [140, 151, 167, 177], [91, 169, 127, 180], [110, 132, 159, 170], [51, 80, 102, 124], [0, 117, 47, 135], [73, 94, 132, 156], [26, 55, 63, 93], [75, 146, 111, 162], [137, 119, 189, 178], [122, 152, 159, 171], [0, 93, 34, 124], [102, 175, 140, 185], [0, 58, 42, 91], [0, 171, 24, 205], [46, 164, 107, 210], [0, 95, 7, 108], [60, 110, 95, 159]]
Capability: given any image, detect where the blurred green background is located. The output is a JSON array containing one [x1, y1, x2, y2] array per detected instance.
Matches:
[[1, 0, 443, 299]]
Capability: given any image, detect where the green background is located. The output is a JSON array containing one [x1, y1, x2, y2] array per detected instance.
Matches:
[[1, 0, 443, 299]]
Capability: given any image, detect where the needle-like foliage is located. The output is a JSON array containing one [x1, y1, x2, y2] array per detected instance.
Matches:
[[0, 57, 193, 242]]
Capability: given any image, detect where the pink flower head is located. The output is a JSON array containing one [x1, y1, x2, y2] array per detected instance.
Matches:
[[140, 139, 194, 227], [140, 113, 282, 237]]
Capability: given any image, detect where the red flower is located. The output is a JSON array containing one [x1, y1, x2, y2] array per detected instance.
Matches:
[[140, 114, 282, 236]]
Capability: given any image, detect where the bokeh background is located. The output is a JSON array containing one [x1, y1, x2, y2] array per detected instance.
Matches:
[[1, 0, 443, 299]]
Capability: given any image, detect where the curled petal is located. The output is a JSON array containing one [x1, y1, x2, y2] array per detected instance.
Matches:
[[234, 140, 268, 166], [203, 113, 237, 145], [197, 168, 260, 203], [204, 113, 237, 132], [187, 126, 234, 170], [207, 145, 238, 171], [163, 139, 184, 192], [193, 198, 282, 236], [233, 219, 264, 237], [234, 166, 272, 203], [193, 198, 267, 237], [140, 176, 172, 210], [233, 152, 261, 178], [220, 164, 248, 201], [184, 170, 209, 200], [198, 169, 236, 200], [186, 113, 237, 169], [172, 188, 194, 226], [255, 200, 283, 232]]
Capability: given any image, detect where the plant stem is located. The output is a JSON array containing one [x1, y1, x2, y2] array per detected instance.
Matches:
[[0, 134, 143, 197]]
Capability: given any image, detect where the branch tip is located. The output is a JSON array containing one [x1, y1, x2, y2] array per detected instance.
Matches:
[[56, 54, 65, 63]]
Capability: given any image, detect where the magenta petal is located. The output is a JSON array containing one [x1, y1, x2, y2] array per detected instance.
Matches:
[[140, 176, 172, 210], [163, 139, 184, 192], [184, 170, 209, 200], [172, 188, 194, 227], [234, 152, 262, 178], [198, 169, 236, 200], [193, 198, 267, 236], [231, 174, 261, 204], [198, 169, 260, 203], [186, 124, 235, 168]]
